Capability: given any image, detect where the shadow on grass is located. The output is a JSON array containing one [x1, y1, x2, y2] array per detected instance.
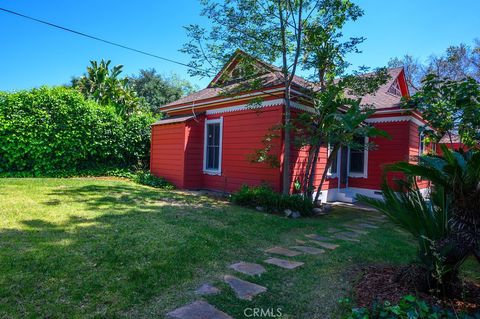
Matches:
[[0, 184, 239, 317]]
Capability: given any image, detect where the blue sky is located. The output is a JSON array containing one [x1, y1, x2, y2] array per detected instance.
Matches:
[[1, 0, 479, 91]]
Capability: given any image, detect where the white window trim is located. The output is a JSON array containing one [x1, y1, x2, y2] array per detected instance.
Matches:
[[327, 144, 340, 178], [203, 117, 223, 175], [348, 136, 368, 178], [419, 132, 425, 156]]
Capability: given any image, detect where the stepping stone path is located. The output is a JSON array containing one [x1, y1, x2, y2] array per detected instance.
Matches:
[[265, 246, 302, 257], [167, 300, 232, 319], [166, 215, 384, 318], [224, 275, 267, 300], [195, 283, 220, 296], [229, 262, 266, 276], [305, 234, 332, 242], [290, 246, 325, 255], [264, 257, 304, 269], [310, 240, 339, 250]]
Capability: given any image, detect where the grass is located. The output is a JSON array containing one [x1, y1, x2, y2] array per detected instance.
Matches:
[[0, 178, 477, 318]]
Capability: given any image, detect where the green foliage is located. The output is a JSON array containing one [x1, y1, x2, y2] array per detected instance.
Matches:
[[133, 171, 174, 189], [359, 146, 480, 290], [341, 295, 478, 319], [129, 69, 196, 115], [0, 86, 155, 175], [72, 60, 141, 116], [231, 185, 313, 216], [405, 74, 480, 147]]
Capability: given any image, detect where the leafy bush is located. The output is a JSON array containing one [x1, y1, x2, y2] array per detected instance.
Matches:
[[341, 295, 478, 319], [231, 185, 313, 216], [133, 172, 174, 189], [0, 86, 155, 174]]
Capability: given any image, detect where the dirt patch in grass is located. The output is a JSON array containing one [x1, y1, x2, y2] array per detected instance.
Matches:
[[352, 265, 480, 314]]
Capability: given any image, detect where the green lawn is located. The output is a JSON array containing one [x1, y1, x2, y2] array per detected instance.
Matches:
[[0, 178, 477, 318]]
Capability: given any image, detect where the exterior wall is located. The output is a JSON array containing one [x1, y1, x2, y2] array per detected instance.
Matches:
[[183, 118, 205, 189], [349, 120, 410, 190], [202, 105, 283, 193], [150, 122, 186, 188], [407, 121, 432, 189]]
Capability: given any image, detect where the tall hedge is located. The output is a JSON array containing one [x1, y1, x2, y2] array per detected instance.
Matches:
[[0, 86, 155, 174]]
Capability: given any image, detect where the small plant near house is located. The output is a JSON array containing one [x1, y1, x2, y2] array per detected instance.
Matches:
[[341, 295, 477, 319], [133, 172, 174, 190], [231, 185, 313, 216]]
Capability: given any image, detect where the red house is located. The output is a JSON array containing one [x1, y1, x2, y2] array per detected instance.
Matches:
[[150, 51, 430, 203]]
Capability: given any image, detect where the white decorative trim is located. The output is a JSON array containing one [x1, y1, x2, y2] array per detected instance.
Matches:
[[203, 117, 223, 175], [373, 108, 413, 114], [205, 99, 315, 115], [365, 115, 425, 127]]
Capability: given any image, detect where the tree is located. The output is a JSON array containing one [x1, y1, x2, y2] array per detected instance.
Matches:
[[389, 39, 480, 91], [359, 145, 480, 294], [181, 0, 309, 194], [182, 0, 388, 198], [406, 74, 480, 147], [129, 69, 196, 115], [73, 60, 140, 116]]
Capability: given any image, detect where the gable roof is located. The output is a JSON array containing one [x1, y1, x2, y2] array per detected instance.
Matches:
[[160, 51, 408, 111]]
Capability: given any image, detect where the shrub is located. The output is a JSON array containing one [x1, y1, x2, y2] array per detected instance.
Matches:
[[231, 185, 313, 216], [341, 295, 477, 319], [0, 86, 155, 174], [133, 172, 174, 189]]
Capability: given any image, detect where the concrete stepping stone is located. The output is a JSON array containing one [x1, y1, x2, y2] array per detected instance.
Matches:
[[333, 233, 360, 242], [229, 262, 266, 276], [224, 275, 267, 300], [167, 300, 232, 319], [346, 227, 369, 235], [195, 283, 220, 295], [264, 257, 304, 269], [295, 239, 307, 244], [356, 223, 379, 229], [305, 234, 332, 242], [265, 246, 302, 257], [327, 227, 341, 233], [310, 240, 339, 250], [290, 246, 325, 255]]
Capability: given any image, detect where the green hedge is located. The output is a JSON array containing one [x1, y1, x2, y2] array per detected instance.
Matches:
[[231, 185, 313, 216], [0, 86, 155, 174]]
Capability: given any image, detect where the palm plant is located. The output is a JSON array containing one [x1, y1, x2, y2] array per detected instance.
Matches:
[[358, 145, 480, 292]]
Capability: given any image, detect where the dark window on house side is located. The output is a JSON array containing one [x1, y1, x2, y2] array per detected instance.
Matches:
[[205, 122, 221, 171], [349, 136, 366, 175]]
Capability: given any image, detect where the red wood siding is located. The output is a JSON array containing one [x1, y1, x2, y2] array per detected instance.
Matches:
[[184, 118, 205, 189], [202, 106, 283, 193], [150, 122, 186, 188], [349, 121, 410, 190]]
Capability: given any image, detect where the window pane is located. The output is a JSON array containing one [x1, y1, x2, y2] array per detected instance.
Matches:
[[205, 122, 221, 171], [350, 152, 364, 173], [330, 154, 338, 174]]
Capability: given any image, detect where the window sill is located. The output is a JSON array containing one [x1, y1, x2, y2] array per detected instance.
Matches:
[[348, 173, 367, 178], [203, 170, 222, 176], [326, 174, 338, 179]]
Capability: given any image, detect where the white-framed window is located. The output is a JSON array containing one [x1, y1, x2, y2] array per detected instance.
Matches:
[[387, 78, 402, 96], [348, 136, 368, 178], [203, 118, 223, 175], [327, 143, 340, 178], [419, 132, 426, 155]]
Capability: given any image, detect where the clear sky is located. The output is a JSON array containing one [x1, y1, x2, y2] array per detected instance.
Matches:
[[1, 0, 479, 91]]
